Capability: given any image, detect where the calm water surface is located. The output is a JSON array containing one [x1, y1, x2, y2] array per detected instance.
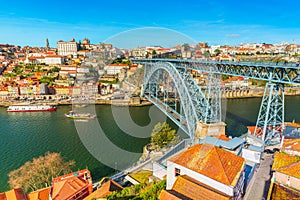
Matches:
[[0, 96, 299, 192]]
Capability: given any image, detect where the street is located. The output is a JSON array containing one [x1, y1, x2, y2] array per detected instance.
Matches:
[[244, 153, 274, 200]]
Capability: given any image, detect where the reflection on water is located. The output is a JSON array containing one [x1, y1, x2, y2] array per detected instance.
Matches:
[[0, 96, 299, 191]]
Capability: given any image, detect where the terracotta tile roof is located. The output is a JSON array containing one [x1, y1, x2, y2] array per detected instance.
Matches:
[[0, 188, 26, 200], [282, 138, 300, 152], [0, 193, 6, 200], [277, 161, 300, 179], [272, 152, 300, 170], [285, 121, 300, 127], [107, 64, 129, 67], [270, 182, 300, 199], [26, 187, 50, 200], [84, 180, 123, 200], [247, 126, 257, 135], [160, 175, 231, 200], [216, 134, 231, 141], [169, 144, 245, 186], [52, 176, 88, 200], [159, 190, 187, 200]]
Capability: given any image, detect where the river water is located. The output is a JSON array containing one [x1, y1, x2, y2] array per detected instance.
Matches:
[[0, 96, 299, 192]]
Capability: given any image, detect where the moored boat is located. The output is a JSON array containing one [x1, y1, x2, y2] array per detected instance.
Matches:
[[7, 105, 57, 112], [65, 111, 96, 119]]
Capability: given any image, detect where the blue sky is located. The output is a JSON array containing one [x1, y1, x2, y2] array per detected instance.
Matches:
[[0, 0, 300, 48]]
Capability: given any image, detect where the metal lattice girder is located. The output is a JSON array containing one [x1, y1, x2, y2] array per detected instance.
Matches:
[[143, 62, 214, 139], [254, 83, 284, 141], [206, 73, 222, 123], [133, 59, 300, 85]]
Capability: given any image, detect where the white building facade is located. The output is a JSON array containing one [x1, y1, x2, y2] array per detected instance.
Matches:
[[57, 40, 78, 57]]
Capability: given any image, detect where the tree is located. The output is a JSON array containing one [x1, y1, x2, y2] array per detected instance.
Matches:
[[214, 49, 222, 56], [150, 122, 178, 149], [8, 152, 75, 193], [203, 50, 211, 58], [152, 50, 157, 55]]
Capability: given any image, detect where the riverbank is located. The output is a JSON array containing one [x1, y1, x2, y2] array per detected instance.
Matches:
[[1, 87, 300, 107], [0, 99, 153, 108]]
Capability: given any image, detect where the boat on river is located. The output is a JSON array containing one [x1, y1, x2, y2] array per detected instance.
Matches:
[[74, 104, 88, 108], [7, 105, 57, 112], [65, 111, 96, 119]]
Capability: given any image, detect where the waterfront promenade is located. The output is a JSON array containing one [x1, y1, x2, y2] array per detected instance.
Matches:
[[1, 86, 300, 108]]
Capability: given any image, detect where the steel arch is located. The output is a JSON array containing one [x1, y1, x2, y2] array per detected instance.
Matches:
[[143, 62, 212, 138]]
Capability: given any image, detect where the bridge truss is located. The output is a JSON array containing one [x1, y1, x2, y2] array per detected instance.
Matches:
[[143, 62, 221, 139], [134, 59, 300, 144]]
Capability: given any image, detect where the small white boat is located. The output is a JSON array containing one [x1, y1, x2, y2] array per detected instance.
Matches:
[[65, 111, 96, 119]]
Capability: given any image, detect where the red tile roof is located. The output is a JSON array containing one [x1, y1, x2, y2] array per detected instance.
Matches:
[[282, 138, 300, 153], [216, 134, 231, 141], [52, 176, 88, 200], [277, 161, 300, 179], [84, 180, 123, 200], [160, 175, 231, 200], [0, 188, 26, 200], [159, 190, 183, 200], [169, 144, 245, 186], [108, 64, 129, 67], [272, 152, 300, 170], [51, 169, 92, 200], [270, 182, 300, 200], [26, 187, 50, 200]]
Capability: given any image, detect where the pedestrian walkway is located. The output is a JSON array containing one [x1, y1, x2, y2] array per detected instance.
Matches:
[[244, 153, 274, 200]]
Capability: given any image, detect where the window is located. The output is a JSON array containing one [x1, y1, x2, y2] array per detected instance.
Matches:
[[175, 168, 181, 177]]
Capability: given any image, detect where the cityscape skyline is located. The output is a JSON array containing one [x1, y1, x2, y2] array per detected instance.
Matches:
[[1, 0, 300, 48]]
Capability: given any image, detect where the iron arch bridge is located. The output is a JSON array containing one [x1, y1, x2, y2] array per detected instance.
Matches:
[[142, 62, 221, 138], [133, 59, 300, 144]]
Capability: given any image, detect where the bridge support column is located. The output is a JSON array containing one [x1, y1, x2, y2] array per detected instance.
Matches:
[[195, 121, 226, 139], [254, 82, 284, 144]]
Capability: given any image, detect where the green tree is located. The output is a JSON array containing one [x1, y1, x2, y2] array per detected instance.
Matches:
[[151, 122, 178, 149], [203, 50, 211, 58], [8, 152, 75, 193], [152, 50, 157, 55], [214, 49, 222, 56]]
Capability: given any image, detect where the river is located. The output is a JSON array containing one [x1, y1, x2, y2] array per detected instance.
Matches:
[[0, 96, 299, 192]]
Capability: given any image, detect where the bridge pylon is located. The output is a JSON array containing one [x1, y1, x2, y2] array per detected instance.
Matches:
[[254, 82, 284, 144]]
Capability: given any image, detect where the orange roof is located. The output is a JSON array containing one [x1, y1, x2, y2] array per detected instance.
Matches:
[[0, 188, 26, 200], [160, 175, 231, 200], [247, 126, 258, 135], [159, 190, 182, 200], [51, 169, 92, 200], [0, 193, 5, 200], [277, 161, 300, 179], [84, 180, 123, 200], [52, 176, 88, 200], [216, 134, 231, 141], [282, 138, 300, 153], [26, 187, 50, 200], [169, 144, 245, 186], [45, 55, 62, 58], [108, 64, 129, 67], [272, 152, 300, 170], [285, 122, 300, 128], [270, 182, 300, 199]]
